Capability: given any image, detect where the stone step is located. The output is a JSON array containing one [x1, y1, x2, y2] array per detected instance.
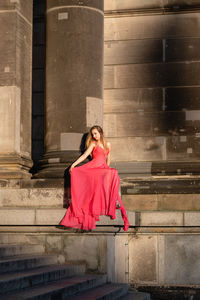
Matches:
[[67, 282, 129, 299], [120, 291, 151, 300], [0, 244, 45, 258], [0, 254, 59, 274], [0, 274, 107, 300], [0, 208, 136, 227], [0, 264, 86, 295]]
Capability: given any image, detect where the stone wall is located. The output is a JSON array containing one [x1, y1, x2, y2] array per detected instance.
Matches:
[[104, 0, 200, 175]]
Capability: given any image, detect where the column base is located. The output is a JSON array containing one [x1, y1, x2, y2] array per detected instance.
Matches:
[[0, 154, 32, 179], [33, 150, 85, 178]]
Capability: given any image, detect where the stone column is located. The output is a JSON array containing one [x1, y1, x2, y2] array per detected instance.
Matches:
[[36, 0, 104, 178], [0, 0, 33, 178]]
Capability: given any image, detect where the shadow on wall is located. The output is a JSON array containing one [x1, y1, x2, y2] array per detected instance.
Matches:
[[32, 0, 46, 166], [149, 5, 200, 174]]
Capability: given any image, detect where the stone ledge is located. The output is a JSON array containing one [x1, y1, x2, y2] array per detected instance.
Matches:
[[123, 194, 200, 211], [0, 208, 199, 227], [0, 208, 135, 227], [104, 0, 200, 15]]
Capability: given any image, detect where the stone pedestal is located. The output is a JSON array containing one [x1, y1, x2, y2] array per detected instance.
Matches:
[[0, 0, 33, 178], [36, 0, 104, 178]]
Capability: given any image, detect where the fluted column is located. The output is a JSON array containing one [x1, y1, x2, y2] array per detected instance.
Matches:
[[37, 0, 104, 177], [0, 0, 33, 178]]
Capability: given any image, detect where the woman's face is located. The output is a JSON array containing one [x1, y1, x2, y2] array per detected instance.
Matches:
[[92, 128, 101, 141]]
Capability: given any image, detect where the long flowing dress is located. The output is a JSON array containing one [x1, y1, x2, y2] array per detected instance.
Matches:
[[60, 144, 130, 231]]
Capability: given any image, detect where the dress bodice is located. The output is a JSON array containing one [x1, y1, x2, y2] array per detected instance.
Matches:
[[92, 145, 109, 161]]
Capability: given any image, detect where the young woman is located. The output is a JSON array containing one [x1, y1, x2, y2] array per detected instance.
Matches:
[[60, 125, 129, 231]]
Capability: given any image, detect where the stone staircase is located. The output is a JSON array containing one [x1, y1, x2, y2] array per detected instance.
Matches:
[[0, 243, 150, 300]]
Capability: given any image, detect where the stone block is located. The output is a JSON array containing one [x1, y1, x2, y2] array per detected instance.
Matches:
[[104, 62, 200, 89], [139, 212, 183, 226], [0, 188, 63, 208], [129, 235, 158, 284], [104, 66, 115, 89], [104, 137, 165, 161], [104, 111, 187, 137], [158, 194, 200, 211], [166, 38, 200, 62], [46, 235, 63, 253], [100, 211, 135, 227], [122, 195, 158, 211], [107, 235, 129, 283], [184, 212, 200, 226], [165, 87, 200, 111], [0, 209, 35, 225], [104, 39, 162, 65], [104, 88, 163, 113], [104, 0, 163, 11], [166, 135, 200, 161], [0, 0, 33, 23], [0, 87, 20, 152], [105, 13, 200, 41], [35, 209, 65, 225], [63, 235, 106, 271], [163, 235, 200, 285]]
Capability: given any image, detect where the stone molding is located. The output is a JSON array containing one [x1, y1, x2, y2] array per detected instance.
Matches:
[[104, 0, 200, 16]]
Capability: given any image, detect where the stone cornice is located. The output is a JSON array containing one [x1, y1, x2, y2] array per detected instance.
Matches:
[[104, 2, 200, 17]]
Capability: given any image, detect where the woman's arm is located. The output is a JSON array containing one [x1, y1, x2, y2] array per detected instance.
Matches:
[[69, 142, 95, 172], [106, 142, 111, 166]]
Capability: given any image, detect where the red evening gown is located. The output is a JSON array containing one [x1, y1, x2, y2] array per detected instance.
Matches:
[[60, 145, 130, 231]]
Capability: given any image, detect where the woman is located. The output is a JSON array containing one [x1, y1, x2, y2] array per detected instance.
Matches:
[[60, 125, 129, 231]]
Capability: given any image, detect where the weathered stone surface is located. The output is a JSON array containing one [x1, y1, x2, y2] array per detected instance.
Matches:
[[164, 235, 200, 285], [123, 195, 158, 211], [129, 235, 158, 284], [104, 39, 162, 65], [139, 212, 183, 226], [158, 194, 200, 211], [104, 0, 163, 11], [36, 209, 65, 225], [63, 235, 106, 271], [0, 0, 33, 22], [104, 0, 200, 11], [184, 212, 200, 226], [0, 1, 33, 178], [107, 235, 129, 283], [105, 13, 200, 41], [0, 209, 35, 225], [0, 188, 63, 207], [104, 88, 163, 113], [165, 38, 200, 62], [123, 194, 200, 211], [104, 62, 200, 89], [104, 112, 190, 136], [104, 137, 165, 161]]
